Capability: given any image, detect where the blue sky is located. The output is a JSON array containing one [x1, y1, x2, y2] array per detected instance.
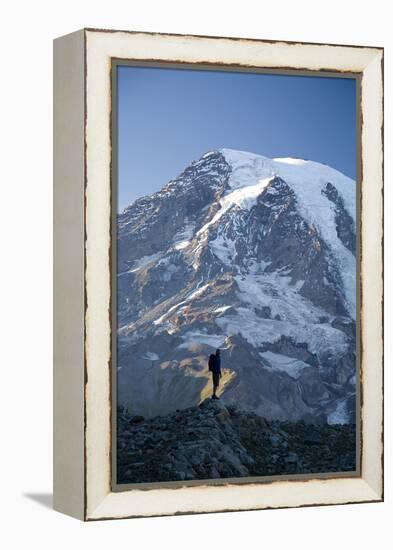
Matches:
[[117, 65, 356, 211]]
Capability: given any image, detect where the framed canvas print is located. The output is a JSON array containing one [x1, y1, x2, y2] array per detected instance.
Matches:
[[53, 28, 384, 520]]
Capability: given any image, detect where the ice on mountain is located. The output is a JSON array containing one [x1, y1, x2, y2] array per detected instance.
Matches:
[[273, 157, 308, 165], [179, 331, 226, 349], [327, 398, 350, 425], [196, 176, 273, 237], [174, 240, 191, 250], [220, 148, 356, 319], [187, 282, 210, 301], [210, 233, 236, 265], [216, 306, 348, 358], [213, 305, 232, 314], [161, 263, 179, 282], [171, 221, 196, 251], [235, 265, 331, 326], [154, 280, 210, 325], [121, 251, 162, 274], [260, 351, 309, 379], [142, 352, 159, 361]]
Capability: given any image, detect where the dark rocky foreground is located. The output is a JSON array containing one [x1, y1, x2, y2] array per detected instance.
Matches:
[[117, 399, 356, 484]]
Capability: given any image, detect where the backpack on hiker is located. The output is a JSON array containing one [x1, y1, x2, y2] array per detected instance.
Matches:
[[208, 353, 216, 372]]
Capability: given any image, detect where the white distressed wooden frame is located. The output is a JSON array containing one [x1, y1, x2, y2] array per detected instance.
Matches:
[[53, 28, 383, 521]]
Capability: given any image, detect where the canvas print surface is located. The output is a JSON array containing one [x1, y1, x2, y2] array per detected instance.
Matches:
[[114, 65, 358, 486]]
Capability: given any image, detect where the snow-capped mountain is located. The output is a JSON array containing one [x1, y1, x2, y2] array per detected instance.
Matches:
[[117, 149, 357, 424]]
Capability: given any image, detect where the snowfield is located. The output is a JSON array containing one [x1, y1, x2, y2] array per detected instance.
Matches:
[[259, 351, 310, 379], [220, 148, 356, 318]]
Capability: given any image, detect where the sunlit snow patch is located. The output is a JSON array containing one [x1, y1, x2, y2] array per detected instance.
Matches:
[[196, 175, 273, 237]]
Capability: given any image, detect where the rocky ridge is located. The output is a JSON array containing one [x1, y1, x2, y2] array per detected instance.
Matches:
[[117, 399, 356, 484]]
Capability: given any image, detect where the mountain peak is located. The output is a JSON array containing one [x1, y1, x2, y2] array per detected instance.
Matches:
[[219, 147, 268, 167], [117, 146, 357, 424]]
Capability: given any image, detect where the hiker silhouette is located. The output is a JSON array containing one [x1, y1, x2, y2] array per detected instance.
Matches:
[[208, 349, 222, 399]]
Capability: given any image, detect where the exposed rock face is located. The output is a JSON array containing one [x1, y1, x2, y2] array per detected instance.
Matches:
[[322, 181, 356, 254], [117, 399, 356, 484], [117, 149, 357, 424]]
